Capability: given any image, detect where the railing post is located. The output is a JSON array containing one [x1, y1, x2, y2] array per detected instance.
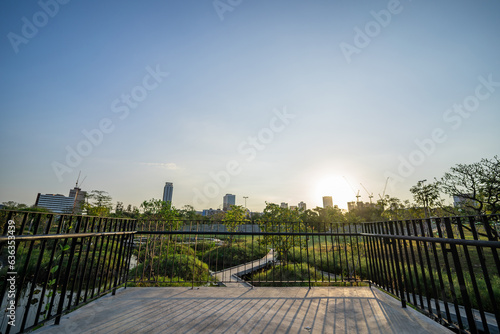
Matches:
[[192, 226, 198, 290], [122, 220, 137, 288], [443, 217, 477, 333], [389, 222, 406, 308], [363, 223, 376, 285], [112, 219, 125, 295], [306, 226, 311, 289], [55, 216, 81, 325], [470, 216, 500, 329]]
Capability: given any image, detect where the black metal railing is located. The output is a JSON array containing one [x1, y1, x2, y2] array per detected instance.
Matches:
[[0, 210, 136, 334], [129, 220, 369, 288], [359, 215, 500, 334], [1, 211, 499, 334]]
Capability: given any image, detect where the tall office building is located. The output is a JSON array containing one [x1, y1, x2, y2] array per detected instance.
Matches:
[[298, 201, 307, 210], [323, 196, 333, 208], [223, 194, 235, 211], [69, 187, 86, 207], [35, 187, 86, 214], [163, 182, 173, 203]]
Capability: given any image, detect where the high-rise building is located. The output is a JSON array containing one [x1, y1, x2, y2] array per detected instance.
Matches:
[[280, 202, 288, 209], [202, 208, 224, 217], [348, 201, 375, 211], [163, 182, 173, 203], [35, 187, 86, 214], [69, 187, 86, 208], [298, 201, 307, 210], [323, 196, 333, 208], [223, 194, 235, 211]]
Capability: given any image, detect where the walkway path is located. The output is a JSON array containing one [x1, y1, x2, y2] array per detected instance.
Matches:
[[213, 249, 277, 287]]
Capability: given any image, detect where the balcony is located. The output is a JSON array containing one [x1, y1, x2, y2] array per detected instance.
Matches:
[[1, 211, 499, 333]]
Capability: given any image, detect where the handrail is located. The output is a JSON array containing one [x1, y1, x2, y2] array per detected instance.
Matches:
[[136, 230, 361, 236], [0, 231, 136, 242], [360, 233, 500, 248]]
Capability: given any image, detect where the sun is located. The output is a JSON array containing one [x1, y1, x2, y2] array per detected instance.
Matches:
[[313, 175, 356, 210]]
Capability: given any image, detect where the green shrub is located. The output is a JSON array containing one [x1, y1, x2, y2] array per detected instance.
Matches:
[[252, 263, 325, 286], [201, 241, 269, 271], [286, 245, 369, 281], [188, 241, 218, 253], [131, 254, 210, 283], [137, 241, 195, 261]]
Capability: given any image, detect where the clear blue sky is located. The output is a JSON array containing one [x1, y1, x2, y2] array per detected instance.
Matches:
[[1, 0, 499, 211]]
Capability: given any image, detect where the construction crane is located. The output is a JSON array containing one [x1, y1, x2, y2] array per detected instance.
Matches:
[[360, 183, 373, 204], [378, 177, 389, 200], [75, 171, 81, 187], [72, 172, 87, 214], [75, 171, 87, 188], [343, 176, 361, 204]]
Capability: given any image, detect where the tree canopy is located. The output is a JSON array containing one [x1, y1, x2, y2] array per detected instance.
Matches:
[[84, 190, 113, 216], [437, 156, 500, 214], [410, 180, 443, 218]]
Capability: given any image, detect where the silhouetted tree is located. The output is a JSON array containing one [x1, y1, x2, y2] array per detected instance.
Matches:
[[410, 180, 443, 218], [437, 156, 500, 214], [84, 190, 113, 216]]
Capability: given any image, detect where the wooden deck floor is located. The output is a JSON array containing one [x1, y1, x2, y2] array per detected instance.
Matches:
[[33, 286, 452, 334]]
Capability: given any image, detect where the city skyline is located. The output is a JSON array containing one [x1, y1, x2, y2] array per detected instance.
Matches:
[[11, 180, 435, 213], [1, 1, 499, 212], [14, 177, 363, 212]]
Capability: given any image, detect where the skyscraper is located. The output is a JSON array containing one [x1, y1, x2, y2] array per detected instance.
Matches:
[[163, 182, 173, 203], [223, 194, 235, 211], [323, 196, 333, 208], [69, 187, 86, 209]]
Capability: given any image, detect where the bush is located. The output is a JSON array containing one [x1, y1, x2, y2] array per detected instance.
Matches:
[[137, 241, 195, 261], [131, 254, 210, 283], [252, 263, 325, 286], [287, 245, 369, 280], [188, 240, 218, 253], [201, 241, 269, 271]]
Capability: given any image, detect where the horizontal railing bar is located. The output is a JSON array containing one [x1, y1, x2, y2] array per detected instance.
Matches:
[[0, 209, 137, 219], [4, 230, 498, 247], [127, 279, 370, 283], [136, 231, 362, 236], [360, 233, 500, 248], [0, 231, 137, 242]]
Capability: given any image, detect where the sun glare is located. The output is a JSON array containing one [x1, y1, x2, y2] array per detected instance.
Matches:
[[313, 176, 356, 210]]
